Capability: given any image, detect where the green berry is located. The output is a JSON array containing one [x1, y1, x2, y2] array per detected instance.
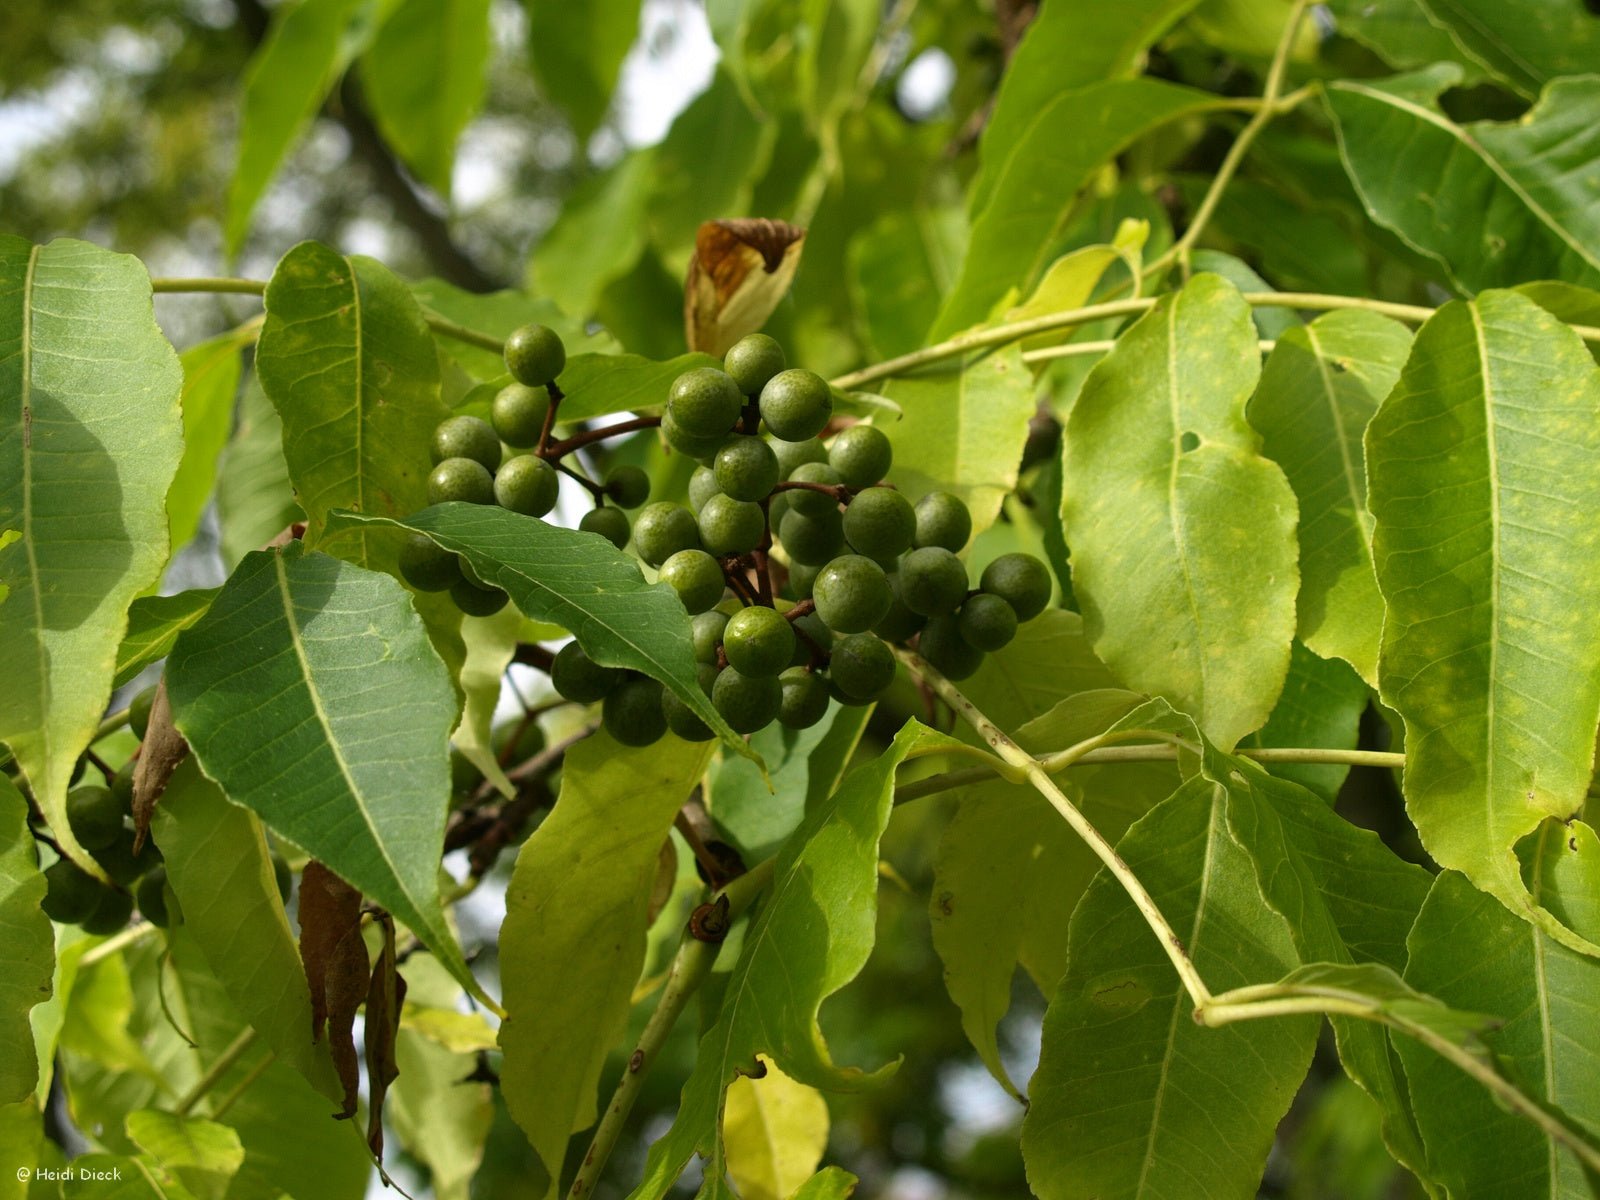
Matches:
[[110, 761, 135, 816], [688, 466, 721, 513], [899, 546, 969, 617], [786, 560, 819, 600], [605, 464, 651, 508], [791, 612, 832, 663], [271, 850, 292, 902], [828, 633, 896, 702], [432, 415, 502, 471], [919, 614, 984, 680], [724, 333, 786, 396], [784, 462, 842, 517], [698, 494, 765, 556], [67, 787, 124, 852], [661, 665, 718, 742], [662, 411, 730, 462], [493, 718, 547, 764], [812, 555, 892, 634], [81, 886, 134, 936], [603, 676, 667, 747], [723, 606, 796, 677], [874, 574, 927, 642], [913, 491, 973, 552], [136, 868, 170, 928], [634, 502, 702, 566], [768, 490, 791, 530], [778, 507, 844, 566], [398, 535, 463, 592], [827, 425, 893, 488], [668, 368, 744, 438], [959, 592, 1019, 651], [429, 457, 495, 506], [450, 577, 510, 617], [495, 455, 560, 517], [552, 642, 623, 703], [580, 505, 631, 550], [980, 554, 1053, 621], [505, 323, 566, 387], [843, 487, 915, 561], [771, 435, 827, 478], [128, 686, 156, 741], [714, 436, 780, 502], [95, 827, 160, 888], [492, 382, 551, 448], [660, 550, 726, 614], [691, 611, 729, 664], [42, 858, 103, 925], [778, 667, 830, 729], [712, 667, 782, 734], [760, 369, 832, 442]]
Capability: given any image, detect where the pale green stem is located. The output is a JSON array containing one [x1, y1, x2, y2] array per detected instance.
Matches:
[[77, 921, 158, 968], [93, 707, 131, 744], [1024, 338, 1276, 364], [209, 1049, 277, 1120], [174, 1027, 257, 1116], [151, 277, 267, 296]]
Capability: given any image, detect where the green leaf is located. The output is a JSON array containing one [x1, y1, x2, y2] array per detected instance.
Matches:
[[1326, 68, 1600, 293], [1399, 861, 1600, 1198], [215, 374, 301, 569], [1240, 642, 1369, 803], [327, 504, 755, 759], [529, 150, 657, 318], [49, 1153, 199, 1198], [168, 332, 246, 556], [1366, 290, 1600, 955], [523, 0, 641, 140], [165, 543, 480, 996], [360, 0, 491, 196], [1062, 272, 1299, 749], [1415, 0, 1600, 98], [1519, 280, 1600, 363], [784, 1167, 858, 1200], [226, 0, 378, 255], [451, 609, 522, 799], [847, 206, 967, 359], [0, 775, 52, 1104], [126, 1110, 245, 1200], [879, 346, 1035, 538], [256, 241, 448, 569], [1249, 310, 1411, 684], [0, 237, 184, 873], [499, 732, 714, 1198], [936, 80, 1232, 336], [558, 351, 722, 423], [1187, 0, 1320, 56], [1020, 775, 1318, 1199], [151, 758, 343, 1102], [722, 1056, 831, 1200], [957, 609, 1119, 734], [1325, 0, 1485, 77], [630, 722, 955, 1199], [113, 590, 219, 690]]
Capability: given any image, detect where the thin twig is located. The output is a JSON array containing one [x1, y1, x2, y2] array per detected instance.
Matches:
[[175, 1028, 257, 1117]]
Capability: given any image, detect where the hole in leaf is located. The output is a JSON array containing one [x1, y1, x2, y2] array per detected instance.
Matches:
[[1179, 431, 1200, 452]]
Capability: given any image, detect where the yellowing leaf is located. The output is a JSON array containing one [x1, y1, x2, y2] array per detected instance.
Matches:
[[723, 1057, 830, 1200]]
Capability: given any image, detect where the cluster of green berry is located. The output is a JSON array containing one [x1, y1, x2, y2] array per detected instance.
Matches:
[[546, 333, 1053, 747]]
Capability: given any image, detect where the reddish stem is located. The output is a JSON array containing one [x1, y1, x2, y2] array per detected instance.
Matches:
[[534, 382, 564, 456], [540, 415, 661, 460]]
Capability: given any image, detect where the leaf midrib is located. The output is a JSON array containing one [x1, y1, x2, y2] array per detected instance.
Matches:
[[1467, 303, 1503, 868], [20, 246, 46, 779]]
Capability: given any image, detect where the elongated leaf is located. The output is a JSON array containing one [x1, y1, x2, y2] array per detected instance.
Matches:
[[361, 0, 491, 197], [256, 241, 448, 569], [1063, 272, 1298, 749], [226, 0, 375, 255], [1240, 642, 1369, 803], [126, 1109, 245, 1199], [530, 149, 656, 317], [165, 543, 479, 995], [328, 504, 754, 757], [879, 346, 1033, 538], [722, 1056, 830, 1200], [114, 590, 219, 689], [1326, 68, 1600, 293], [450, 609, 520, 798], [169, 333, 245, 555], [215, 374, 300, 569], [1249, 310, 1411, 684], [524, 0, 640, 140], [0, 237, 184, 873], [152, 759, 342, 1102], [1325, 0, 1485, 77], [0, 776, 52, 1104], [847, 206, 967, 359], [957, 609, 1120, 734], [558, 351, 721, 423], [1367, 290, 1600, 954], [1416, 0, 1600, 98], [631, 722, 954, 1200], [500, 732, 713, 1198], [1020, 775, 1318, 1199]]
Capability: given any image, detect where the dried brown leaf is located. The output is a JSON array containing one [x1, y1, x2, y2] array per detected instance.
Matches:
[[131, 678, 187, 851], [684, 219, 806, 356], [363, 914, 407, 1159]]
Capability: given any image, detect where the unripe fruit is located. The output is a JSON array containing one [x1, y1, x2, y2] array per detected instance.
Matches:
[[604, 464, 651, 509], [42, 859, 103, 925], [843, 487, 915, 561], [399, 535, 463, 592], [786, 560, 819, 600], [95, 827, 160, 888], [668, 368, 744, 438], [659, 550, 726, 615], [66, 786, 124, 851], [552, 643, 623, 703], [812, 555, 892, 634], [899, 546, 969, 617], [505, 323, 566, 387], [603, 676, 668, 747], [791, 611, 832, 662], [493, 717, 547, 765], [828, 633, 896, 702], [913, 491, 972, 553], [634, 502, 702, 566], [724, 333, 786, 396], [784, 462, 842, 517], [768, 490, 790, 530], [661, 411, 729, 462], [712, 667, 782, 734], [760, 369, 832, 442], [492, 382, 551, 448], [723, 606, 796, 677], [432, 415, 502, 471], [128, 686, 156, 741], [495, 455, 560, 517], [691, 611, 729, 664], [714, 436, 780, 502], [919, 614, 984, 680], [580, 506, 631, 550], [771, 435, 827, 478], [81, 886, 134, 936], [688, 466, 721, 513], [959, 592, 1019, 651], [429, 457, 495, 506], [451, 577, 510, 617], [777, 508, 844, 566], [828, 425, 893, 488], [662, 664, 717, 742], [980, 553, 1052, 621], [137, 867, 170, 928], [698, 495, 764, 556], [778, 667, 830, 729], [874, 574, 927, 642]]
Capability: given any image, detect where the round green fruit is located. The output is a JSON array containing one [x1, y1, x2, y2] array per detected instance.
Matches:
[[495, 455, 560, 517], [81, 886, 134, 936], [827, 425, 892, 488], [580, 505, 631, 549], [919, 614, 984, 680], [432, 415, 502, 471], [66, 786, 124, 851], [42, 859, 103, 925], [504, 323, 566, 387], [899, 546, 969, 617], [777, 508, 844, 566], [492, 382, 551, 448], [913, 491, 972, 552], [843, 487, 915, 561], [660, 549, 726, 615], [724, 333, 786, 396], [759, 369, 832, 442], [778, 667, 830, 729], [712, 667, 782, 734], [493, 717, 547, 765], [95, 827, 160, 889], [603, 676, 667, 747], [714, 436, 780, 502], [429, 457, 495, 506], [604, 464, 651, 508], [128, 686, 156, 741], [661, 411, 729, 462], [771, 435, 827, 478], [399, 534, 463, 592], [633, 502, 701, 566], [136, 867, 170, 928], [980, 553, 1052, 621], [451, 577, 509, 617], [828, 633, 896, 702], [786, 559, 819, 600], [661, 664, 718, 742], [691, 610, 729, 664], [874, 574, 927, 642], [688, 466, 721, 513], [959, 592, 1019, 651], [812, 555, 892, 634], [551, 642, 623, 703], [784, 462, 842, 517], [723, 605, 796, 677], [668, 367, 744, 438], [698, 494, 765, 556]]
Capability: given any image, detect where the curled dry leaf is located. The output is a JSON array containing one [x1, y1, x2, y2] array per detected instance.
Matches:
[[684, 219, 806, 356], [364, 913, 407, 1162], [131, 677, 187, 851], [298, 860, 369, 1118]]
